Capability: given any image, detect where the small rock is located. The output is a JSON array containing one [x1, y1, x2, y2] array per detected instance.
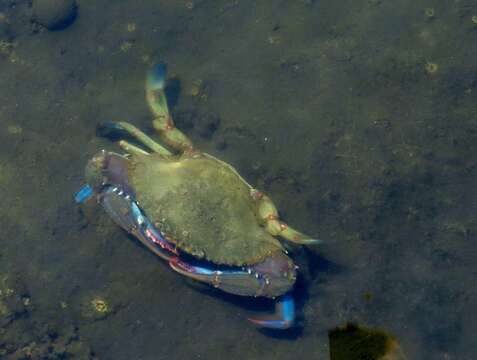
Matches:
[[32, 0, 77, 31]]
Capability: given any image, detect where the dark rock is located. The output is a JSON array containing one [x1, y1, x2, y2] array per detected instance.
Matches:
[[32, 0, 77, 31], [329, 323, 405, 360]]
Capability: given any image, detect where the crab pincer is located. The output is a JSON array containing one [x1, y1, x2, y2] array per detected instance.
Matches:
[[169, 255, 297, 329], [248, 294, 295, 330]]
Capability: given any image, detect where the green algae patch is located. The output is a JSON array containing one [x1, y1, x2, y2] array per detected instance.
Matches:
[[79, 295, 113, 320], [329, 323, 406, 360]]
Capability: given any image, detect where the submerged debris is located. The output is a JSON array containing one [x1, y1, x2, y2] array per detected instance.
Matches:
[[425, 61, 439, 74], [80, 296, 112, 320], [329, 323, 407, 360], [424, 8, 435, 19]]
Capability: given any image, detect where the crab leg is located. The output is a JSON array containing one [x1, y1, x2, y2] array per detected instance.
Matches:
[[251, 190, 322, 245], [118, 140, 150, 156], [97, 121, 172, 156], [248, 294, 295, 330], [146, 64, 194, 153], [169, 258, 272, 297]]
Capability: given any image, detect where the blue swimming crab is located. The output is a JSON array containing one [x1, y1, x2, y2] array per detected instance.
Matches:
[[75, 64, 320, 329]]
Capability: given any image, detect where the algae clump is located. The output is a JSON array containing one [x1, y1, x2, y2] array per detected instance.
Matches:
[[329, 323, 407, 360]]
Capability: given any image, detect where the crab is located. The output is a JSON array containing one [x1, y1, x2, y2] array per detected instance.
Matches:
[[75, 64, 320, 329]]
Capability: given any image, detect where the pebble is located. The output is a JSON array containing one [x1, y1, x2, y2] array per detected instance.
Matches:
[[32, 0, 77, 31], [7, 125, 22, 135]]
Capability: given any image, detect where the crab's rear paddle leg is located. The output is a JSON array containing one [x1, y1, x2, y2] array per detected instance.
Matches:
[[253, 191, 323, 245]]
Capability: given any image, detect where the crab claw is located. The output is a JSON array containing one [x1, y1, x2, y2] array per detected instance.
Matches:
[[248, 294, 295, 330], [99, 186, 178, 261], [75, 184, 93, 203], [170, 259, 296, 329], [169, 252, 296, 298]]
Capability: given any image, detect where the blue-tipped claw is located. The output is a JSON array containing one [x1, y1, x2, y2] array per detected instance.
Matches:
[[146, 63, 167, 91], [248, 294, 295, 330], [75, 184, 93, 203]]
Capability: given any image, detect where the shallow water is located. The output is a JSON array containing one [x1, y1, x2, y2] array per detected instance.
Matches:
[[0, 0, 476, 359]]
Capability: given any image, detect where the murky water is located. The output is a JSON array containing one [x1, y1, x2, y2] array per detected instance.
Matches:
[[0, 0, 476, 359]]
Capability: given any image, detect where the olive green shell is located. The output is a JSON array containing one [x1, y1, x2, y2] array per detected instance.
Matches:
[[128, 153, 283, 266]]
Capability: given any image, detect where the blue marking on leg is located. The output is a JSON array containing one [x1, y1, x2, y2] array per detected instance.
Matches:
[[248, 294, 295, 329], [75, 184, 93, 203], [170, 258, 216, 276], [146, 64, 167, 91]]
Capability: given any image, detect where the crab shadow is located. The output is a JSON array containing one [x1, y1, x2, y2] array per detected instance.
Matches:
[[191, 283, 305, 339]]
